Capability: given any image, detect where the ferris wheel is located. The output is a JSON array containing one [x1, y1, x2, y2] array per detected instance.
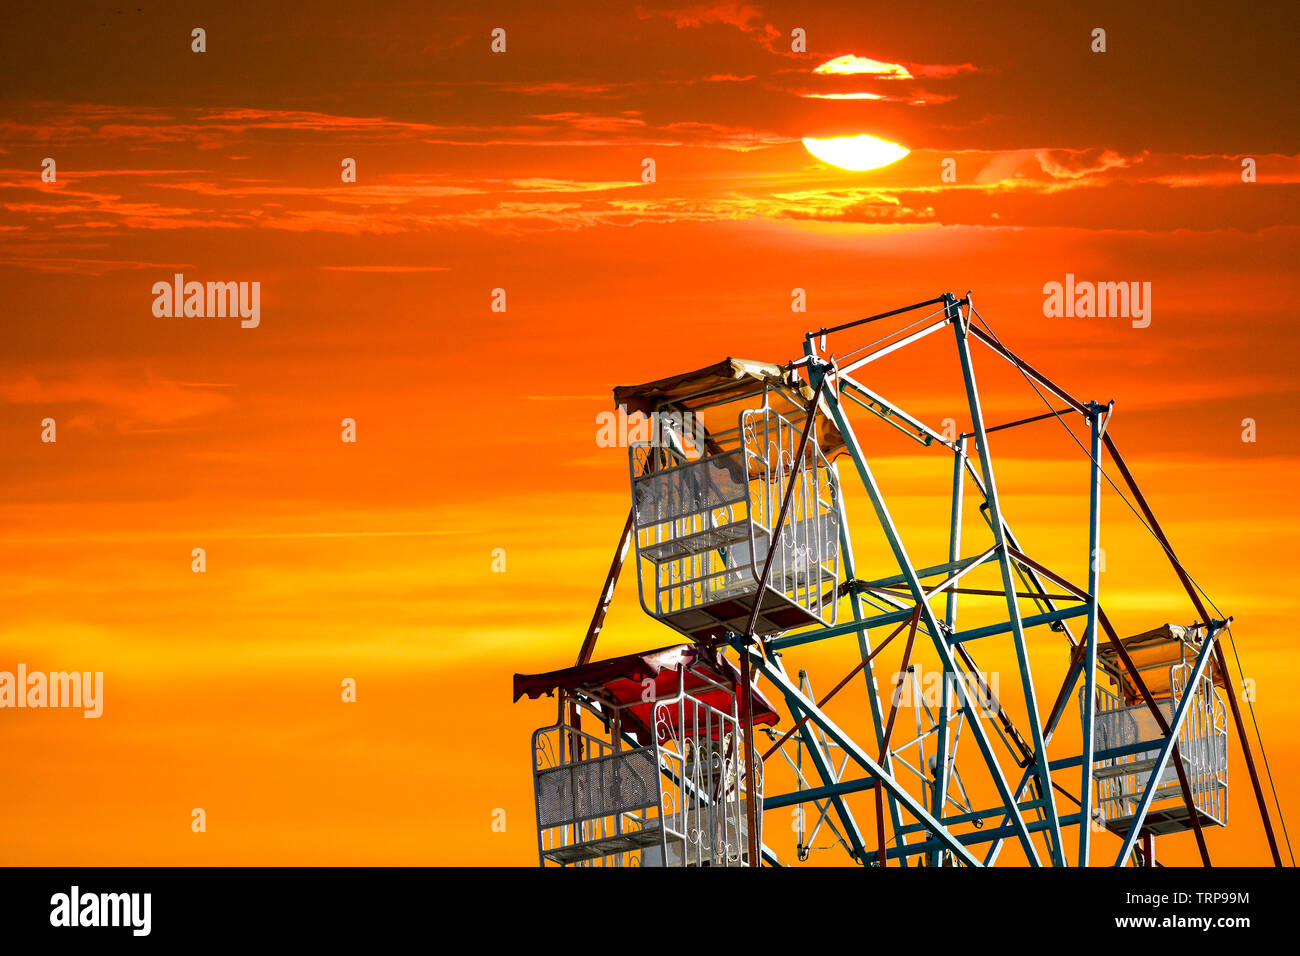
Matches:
[[513, 292, 1286, 868]]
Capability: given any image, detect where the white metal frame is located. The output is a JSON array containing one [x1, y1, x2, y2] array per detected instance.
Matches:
[[530, 667, 761, 867], [628, 385, 839, 640], [1085, 661, 1228, 832]]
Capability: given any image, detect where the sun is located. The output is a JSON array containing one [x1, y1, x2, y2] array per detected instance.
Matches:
[[802, 133, 910, 171]]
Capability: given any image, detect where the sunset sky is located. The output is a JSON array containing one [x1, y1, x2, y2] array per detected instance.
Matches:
[[1, 1, 1297, 866]]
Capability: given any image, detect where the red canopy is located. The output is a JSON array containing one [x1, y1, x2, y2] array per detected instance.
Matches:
[[513, 643, 780, 744]]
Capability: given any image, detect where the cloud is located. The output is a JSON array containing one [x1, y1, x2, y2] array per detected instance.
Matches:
[[504, 178, 641, 193], [528, 111, 648, 134], [0, 374, 233, 428], [640, 1, 779, 40], [1036, 148, 1139, 180], [908, 62, 980, 79], [0, 104, 444, 150], [799, 54, 976, 107], [0, 255, 193, 275], [513, 81, 626, 98], [319, 265, 452, 272]]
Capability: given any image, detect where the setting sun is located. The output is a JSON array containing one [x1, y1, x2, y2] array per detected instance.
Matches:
[[812, 54, 913, 78], [802, 133, 910, 170]]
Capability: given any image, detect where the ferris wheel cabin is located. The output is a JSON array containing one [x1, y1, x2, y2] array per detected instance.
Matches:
[[1085, 622, 1230, 838], [616, 358, 845, 645], [513, 643, 777, 867]]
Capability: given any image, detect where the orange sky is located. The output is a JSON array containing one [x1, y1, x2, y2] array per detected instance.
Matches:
[[0, 2, 1297, 866]]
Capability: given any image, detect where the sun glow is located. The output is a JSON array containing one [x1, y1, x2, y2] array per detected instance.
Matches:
[[800, 92, 886, 101], [812, 55, 914, 79], [802, 134, 910, 171]]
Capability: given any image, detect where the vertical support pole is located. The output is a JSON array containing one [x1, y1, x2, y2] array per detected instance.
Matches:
[[875, 783, 887, 866], [945, 438, 966, 632], [930, 437, 965, 864], [950, 293, 1066, 866], [740, 642, 760, 866], [1078, 404, 1103, 865], [877, 611, 921, 867], [834, 470, 911, 865], [796, 672, 806, 856]]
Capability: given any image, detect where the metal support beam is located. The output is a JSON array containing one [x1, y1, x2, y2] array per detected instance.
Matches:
[[838, 372, 953, 447], [930, 438, 964, 865], [737, 370, 827, 866], [951, 605, 1089, 643], [576, 509, 634, 666], [780, 685, 870, 861], [859, 552, 991, 590], [967, 322, 1089, 416], [1078, 403, 1104, 865], [763, 613, 914, 760], [763, 775, 879, 811], [827, 463, 911, 863], [811, 295, 950, 340], [964, 457, 1085, 645], [1098, 609, 1213, 865], [875, 611, 921, 865], [838, 316, 954, 377], [888, 814, 1084, 863], [748, 647, 982, 867], [822, 371, 1042, 864], [951, 293, 1065, 865]]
